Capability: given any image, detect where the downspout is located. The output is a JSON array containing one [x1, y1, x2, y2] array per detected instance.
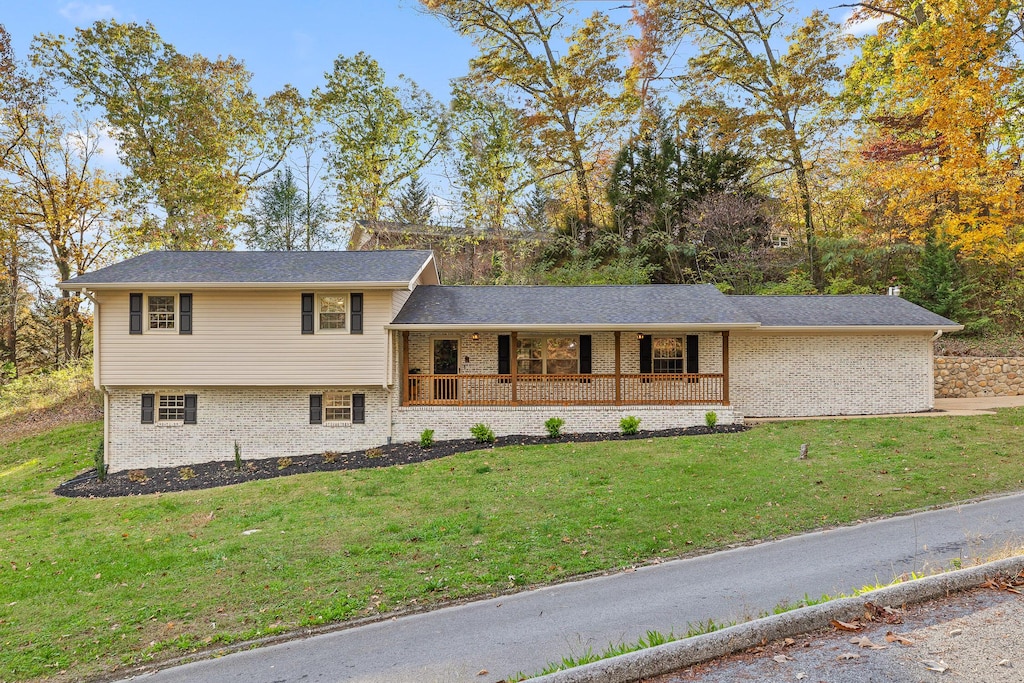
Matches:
[[80, 287, 109, 471]]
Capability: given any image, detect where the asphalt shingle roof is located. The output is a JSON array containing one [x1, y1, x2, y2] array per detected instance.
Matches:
[[391, 285, 759, 327], [730, 295, 959, 328], [393, 287, 960, 329], [62, 250, 435, 287]]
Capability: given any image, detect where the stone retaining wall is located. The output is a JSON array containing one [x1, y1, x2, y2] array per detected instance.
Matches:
[[934, 357, 1024, 398]]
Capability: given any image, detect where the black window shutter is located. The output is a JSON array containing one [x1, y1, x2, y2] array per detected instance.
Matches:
[[639, 335, 653, 374], [497, 335, 511, 374], [179, 293, 192, 335], [129, 293, 143, 334], [352, 393, 365, 424], [141, 393, 155, 424], [686, 334, 699, 374], [184, 394, 197, 424], [350, 293, 363, 334], [301, 293, 314, 334], [579, 335, 592, 374], [309, 394, 322, 424]]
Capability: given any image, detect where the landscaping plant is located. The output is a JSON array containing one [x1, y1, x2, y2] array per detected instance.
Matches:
[[620, 415, 641, 435], [470, 423, 496, 443], [544, 417, 565, 438]]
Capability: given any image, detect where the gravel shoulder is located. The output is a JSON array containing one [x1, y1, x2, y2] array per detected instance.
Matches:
[[652, 584, 1023, 683]]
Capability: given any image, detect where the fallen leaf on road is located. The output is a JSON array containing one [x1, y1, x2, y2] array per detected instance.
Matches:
[[831, 619, 862, 632], [850, 636, 887, 650], [885, 631, 914, 645], [796, 674, 806, 680], [922, 659, 949, 672], [948, 628, 962, 636], [997, 659, 1011, 667], [773, 654, 793, 663], [864, 601, 902, 624], [477, 670, 488, 676], [836, 652, 860, 661]]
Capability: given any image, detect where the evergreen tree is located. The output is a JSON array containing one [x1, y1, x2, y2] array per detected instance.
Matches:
[[388, 173, 435, 225], [243, 168, 332, 251], [907, 233, 970, 322]]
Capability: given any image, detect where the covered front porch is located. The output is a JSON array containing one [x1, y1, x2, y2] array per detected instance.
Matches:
[[398, 330, 731, 407]]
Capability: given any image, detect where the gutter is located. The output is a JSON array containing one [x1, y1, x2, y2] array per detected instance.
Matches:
[[57, 280, 414, 291], [385, 323, 763, 332]]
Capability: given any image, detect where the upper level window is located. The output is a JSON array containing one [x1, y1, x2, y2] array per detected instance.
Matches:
[[319, 295, 346, 330], [772, 234, 791, 249], [148, 295, 175, 330], [517, 337, 579, 375], [653, 337, 684, 373]]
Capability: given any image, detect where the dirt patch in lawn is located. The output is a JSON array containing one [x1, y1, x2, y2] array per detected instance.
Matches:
[[55, 424, 747, 498]]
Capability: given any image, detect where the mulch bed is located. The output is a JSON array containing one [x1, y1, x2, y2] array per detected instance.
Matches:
[[55, 424, 747, 498]]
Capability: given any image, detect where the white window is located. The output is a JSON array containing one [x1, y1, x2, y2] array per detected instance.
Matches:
[[148, 295, 175, 330], [319, 295, 346, 330], [772, 234, 791, 249], [324, 392, 352, 422], [517, 337, 579, 375], [158, 394, 185, 421], [653, 337, 684, 374]]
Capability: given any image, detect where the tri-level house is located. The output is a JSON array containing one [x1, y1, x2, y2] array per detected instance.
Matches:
[[61, 250, 962, 472]]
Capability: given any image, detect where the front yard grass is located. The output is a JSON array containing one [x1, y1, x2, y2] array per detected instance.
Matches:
[[1, 409, 1023, 681]]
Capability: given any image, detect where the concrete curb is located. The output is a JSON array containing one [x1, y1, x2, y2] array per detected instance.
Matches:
[[530, 554, 1024, 683]]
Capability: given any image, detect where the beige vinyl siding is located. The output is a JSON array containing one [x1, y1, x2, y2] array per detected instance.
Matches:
[[392, 288, 412, 319], [97, 289, 393, 386]]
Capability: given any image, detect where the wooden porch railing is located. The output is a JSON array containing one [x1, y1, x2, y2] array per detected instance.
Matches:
[[404, 373, 725, 406]]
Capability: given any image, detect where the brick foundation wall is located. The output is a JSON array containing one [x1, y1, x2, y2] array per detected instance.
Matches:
[[729, 332, 935, 417], [391, 404, 738, 443], [106, 386, 391, 472], [934, 357, 1024, 397]]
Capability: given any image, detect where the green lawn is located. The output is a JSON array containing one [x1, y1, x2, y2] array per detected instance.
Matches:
[[1, 410, 1023, 681]]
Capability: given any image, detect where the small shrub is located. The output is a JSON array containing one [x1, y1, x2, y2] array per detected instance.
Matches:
[[544, 417, 565, 438], [128, 469, 148, 483], [94, 439, 106, 482], [276, 457, 292, 470], [419, 428, 435, 449], [470, 423, 495, 444], [704, 411, 718, 428], [179, 467, 196, 481], [233, 440, 242, 471], [365, 447, 383, 458], [322, 451, 338, 464], [620, 415, 641, 436]]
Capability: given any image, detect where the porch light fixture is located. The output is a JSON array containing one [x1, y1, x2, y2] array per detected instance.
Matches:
[[637, 332, 645, 340], [471, 332, 480, 341]]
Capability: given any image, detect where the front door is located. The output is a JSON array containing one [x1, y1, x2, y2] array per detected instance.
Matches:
[[433, 339, 459, 401]]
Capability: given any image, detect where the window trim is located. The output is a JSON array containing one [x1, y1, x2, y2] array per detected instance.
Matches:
[[317, 293, 349, 333], [156, 393, 186, 423], [652, 336, 685, 374], [516, 335, 580, 375], [323, 391, 353, 423], [146, 293, 177, 333]]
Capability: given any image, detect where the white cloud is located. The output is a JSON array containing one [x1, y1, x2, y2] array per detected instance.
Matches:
[[841, 9, 891, 37], [66, 122, 122, 168], [59, 2, 120, 23]]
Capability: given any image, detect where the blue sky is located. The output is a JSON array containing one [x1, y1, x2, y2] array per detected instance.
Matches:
[[4, 1, 876, 101], [3, 1, 483, 99]]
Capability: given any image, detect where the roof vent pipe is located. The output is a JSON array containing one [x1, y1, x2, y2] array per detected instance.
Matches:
[[886, 285, 901, 296]]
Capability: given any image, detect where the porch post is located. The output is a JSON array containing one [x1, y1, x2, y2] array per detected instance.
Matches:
[[510, 331, 518, 405], [614, 331, 621, 405], [721, 330, 730, 406], [401, 331, 410, 407]]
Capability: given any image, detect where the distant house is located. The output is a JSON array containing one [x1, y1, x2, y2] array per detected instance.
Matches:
[[61, 250, 961, 472]]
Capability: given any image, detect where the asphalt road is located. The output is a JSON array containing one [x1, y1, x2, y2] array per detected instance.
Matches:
[[124, 492, 1024, 683]]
